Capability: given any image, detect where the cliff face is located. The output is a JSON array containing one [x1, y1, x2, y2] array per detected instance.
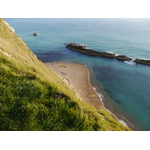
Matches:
[[0, 19, 130, 131]]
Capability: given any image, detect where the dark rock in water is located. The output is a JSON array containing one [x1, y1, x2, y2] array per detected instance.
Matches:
[[134, 59, 150, 66], [66, 43, 115, 58], [65, 43, 150, 66], [116, 55, 132, 61], [98, 51, 116, 58], [67, 43, 87, 50], [33, 32, 38, 36]]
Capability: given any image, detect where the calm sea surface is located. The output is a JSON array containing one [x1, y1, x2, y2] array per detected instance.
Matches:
[[5, 18, 150, 130]]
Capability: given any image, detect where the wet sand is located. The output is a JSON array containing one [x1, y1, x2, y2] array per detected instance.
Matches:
[[45, 62, 104, 110]]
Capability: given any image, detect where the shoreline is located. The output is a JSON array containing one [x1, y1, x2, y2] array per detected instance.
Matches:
[[45, 62, 104, 110], [45, 61, 131, 129]]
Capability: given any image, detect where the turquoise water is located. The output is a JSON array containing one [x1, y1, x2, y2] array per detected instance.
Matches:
[[5, 18, 150, 130]]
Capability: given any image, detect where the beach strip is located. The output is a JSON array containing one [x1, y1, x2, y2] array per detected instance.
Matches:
[[45, 62, 134, 129], [45, 62, 104, 110]]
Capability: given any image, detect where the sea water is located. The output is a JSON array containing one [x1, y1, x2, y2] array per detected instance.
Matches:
[[5, 18, 150, 130]]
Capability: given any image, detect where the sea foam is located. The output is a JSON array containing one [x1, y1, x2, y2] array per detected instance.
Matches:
[[93, 86, 132, 128], [124, 61, 136, 65]]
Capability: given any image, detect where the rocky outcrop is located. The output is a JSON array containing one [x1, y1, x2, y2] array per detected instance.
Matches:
[[134, 59, 150, 66], [66, 43, 115, 58], [116, 55, 132, 61], [65, 43, 150, 66], [33, 32, 38, 36]]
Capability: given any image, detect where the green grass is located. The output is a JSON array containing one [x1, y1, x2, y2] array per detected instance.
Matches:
[[0, 18, 131, 131]]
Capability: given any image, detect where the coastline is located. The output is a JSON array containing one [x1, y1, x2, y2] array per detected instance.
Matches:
[[45, 61, 133, 129], [45, 62, 104, 110]]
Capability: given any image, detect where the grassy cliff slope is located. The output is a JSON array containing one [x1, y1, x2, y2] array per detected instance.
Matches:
[[0, 19, 130, 131]]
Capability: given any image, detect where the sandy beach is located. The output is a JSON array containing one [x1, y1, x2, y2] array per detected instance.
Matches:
[[45, 62, 104, 110], [45, 62, 136, 129]]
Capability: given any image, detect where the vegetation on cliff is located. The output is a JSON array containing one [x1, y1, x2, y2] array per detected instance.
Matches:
[[0, 19, 130, 131]]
